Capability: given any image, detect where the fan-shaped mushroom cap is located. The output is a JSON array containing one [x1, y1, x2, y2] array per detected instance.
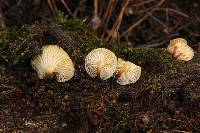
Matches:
[[85, 48, 117, 80], [115, 58, 141, 85], [167, 38, 194, 61], [31, 45, 75, 82]]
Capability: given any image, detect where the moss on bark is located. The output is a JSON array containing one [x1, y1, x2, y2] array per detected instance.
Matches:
[[0, 15, 187, 98], [0, 15, 183, 71], [0, 14, 199, 133]]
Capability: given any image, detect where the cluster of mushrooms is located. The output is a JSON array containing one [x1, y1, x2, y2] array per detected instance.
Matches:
[[31, 38, 194, 85]]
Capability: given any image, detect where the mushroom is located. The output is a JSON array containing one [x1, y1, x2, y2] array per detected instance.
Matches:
[[115, 58, 141, 85], [167, 38, 194, 61], [85, 48, 117, 80], [31, 45, 75, 82]]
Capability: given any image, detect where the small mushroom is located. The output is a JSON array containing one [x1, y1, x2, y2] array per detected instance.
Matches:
[[85, 48, 117, 80], [115, 58, 141, 85], [31, 45, 75, 82], [167, 38, 194, 61]]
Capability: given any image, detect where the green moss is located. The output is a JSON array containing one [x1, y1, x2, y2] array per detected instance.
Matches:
[[0, 16, 93, 65], [0, 12, 186, 78], [120, 47, 186, 73], [0, 23, 45, 65]]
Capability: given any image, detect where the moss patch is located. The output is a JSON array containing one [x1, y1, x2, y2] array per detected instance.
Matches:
[[0, 14, 185, 75], [0, 23, 45, 65], [120, 47, 185, 73]]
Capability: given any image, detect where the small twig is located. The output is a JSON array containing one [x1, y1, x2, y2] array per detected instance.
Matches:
[[101, 0, 116, 38], [94, 0, 98, 17], [122, 0, 166, 37], [106, 0, 130, 41], [101, 0, 115, 25], [31, 113, 59, 120], [90, 0, 101, 30], [73, 0, 87, 18], [137, 41, 167, 48], [136, 33, 179, 48], [165, 7, 169, 22], [98, 0, 104, 18], [156, 7, 189, 18], [174, 21, 192, 33], [173, 130, 190, 133], [148, 13, 168, 29], [48, 0, 56, 17], [141, 4, 168, 30], [60, 0, 75, 18], [131, 0, 156, 7], [190, 31, 200, 37]]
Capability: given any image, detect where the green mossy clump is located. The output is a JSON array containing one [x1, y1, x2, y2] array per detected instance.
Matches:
[[0, 23, 45, 65], [0, 13, 184, 75], [120, 47, 185, 73], [0, 14, 103, 66]]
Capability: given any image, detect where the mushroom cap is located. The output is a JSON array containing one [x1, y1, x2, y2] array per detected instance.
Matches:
[[115, 58, 141, 85], [31, 45, 75, 82], [173, 45, 194, 61], [167, 38, 194, 61], [167, 38, 187, 53], [85, 48, 117, 80]]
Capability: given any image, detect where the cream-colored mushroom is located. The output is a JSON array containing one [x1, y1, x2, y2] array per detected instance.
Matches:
[[85, 48, 117, 80], [167, 38, 194, 61], [115, 58, 141, 85], [31, 45, 75, 82]]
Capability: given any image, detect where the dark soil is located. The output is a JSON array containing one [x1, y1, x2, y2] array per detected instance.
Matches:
[[0, 0, 200, 132], [0, 49, 200, 132]]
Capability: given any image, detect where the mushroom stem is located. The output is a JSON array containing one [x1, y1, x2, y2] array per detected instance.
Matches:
[[115, 62, 130, 78], [115, 69, 123, 78], [46, 67, 55, 76], [96, 61, 105, 76]]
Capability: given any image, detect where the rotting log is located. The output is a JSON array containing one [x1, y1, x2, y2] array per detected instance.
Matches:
[[0, 16, 200, 132]]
